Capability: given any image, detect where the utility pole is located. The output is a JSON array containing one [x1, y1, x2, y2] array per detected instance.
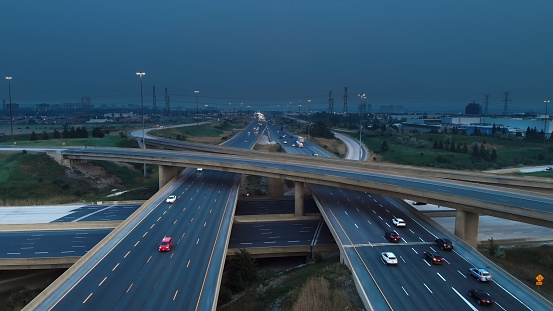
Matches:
[[503, 91, 510, 115], [152, 85, 157, 114], [484, 94, 490, 115], [545, 100, 550, 147], [358, 93, 366, 160], [328, 91, 333, 114], [343, 86, 348, 115], [164, 87, 170, 115]]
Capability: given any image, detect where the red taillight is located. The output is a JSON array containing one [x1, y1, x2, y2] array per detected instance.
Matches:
[[481, 299, 486, 303]]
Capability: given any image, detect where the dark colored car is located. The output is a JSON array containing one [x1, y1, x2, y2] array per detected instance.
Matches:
[[385, 231, 401, 243], [423, 251, 445, 264], [435, 238, 454, 250], [468, 289, 494, 305]]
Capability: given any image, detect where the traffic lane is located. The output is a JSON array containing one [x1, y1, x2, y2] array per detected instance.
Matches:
[[52, 204, 139, 222], [0, 229, 111, 258], [235, 199, 319, 215], [50, 172, 230, 310], [354, 245, 453, 311], [229, 221, 321, 248], [312, 184, 535, 310], [52, 197, 178, 309], [311, 185, 433, 246], [379, 243, 532, 311]]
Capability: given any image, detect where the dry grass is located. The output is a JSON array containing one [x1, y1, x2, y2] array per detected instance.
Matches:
[[291, 276, 352, 311], [311, 138, 346, 158]]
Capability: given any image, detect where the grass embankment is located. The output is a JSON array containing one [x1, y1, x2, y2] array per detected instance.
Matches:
[[218, 258, 362, 311], [480, 244, 553, 302], [362, 133, 553, 170], [0, 152, 159, 205], [150, 119, 249, 144]]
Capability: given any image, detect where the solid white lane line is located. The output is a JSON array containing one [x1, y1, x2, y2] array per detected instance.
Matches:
[[451, 287, 478, 311]]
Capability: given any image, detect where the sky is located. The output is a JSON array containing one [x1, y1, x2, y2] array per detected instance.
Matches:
[[1, 1, 552, 114]]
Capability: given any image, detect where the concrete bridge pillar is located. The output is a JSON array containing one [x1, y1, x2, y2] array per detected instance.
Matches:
[[159, 165, 178, 189], [294, 181, 304, 216], [454, 209, 479, 248], [268, 178, 284, 197]]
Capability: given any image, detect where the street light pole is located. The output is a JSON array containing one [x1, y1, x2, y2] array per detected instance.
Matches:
[[307, 99, 311, 139], [229, 103, 232, 118], [358, 93, 366, 161], [194, 90, 199, 126], [205, 104, 208, 127], [298, 104, 301, 129], [136, 72, 146, 177], [545, 100, 550, 147], [5, 76, 13, 141]]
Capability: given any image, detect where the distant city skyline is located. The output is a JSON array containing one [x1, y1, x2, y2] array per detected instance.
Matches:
[[2, 1, 552, 115]]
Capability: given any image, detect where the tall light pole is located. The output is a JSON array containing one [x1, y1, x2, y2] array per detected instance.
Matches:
[[240, 103, 243, 115], [194, 90, 200, 126], [229, 102, 232, 118], [298, 104, 301, 129], [5, 76, 13, 141], [307, 99, 311, 139], [205, 104, 208, 127], [136, 72, 146, 177], [545, 100, 550, 147], [358, 93, 366, 161]]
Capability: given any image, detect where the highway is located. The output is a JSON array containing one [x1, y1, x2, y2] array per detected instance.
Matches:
[[268, 124, 552, 311], [12, 118, 547, 310], [41, 168, 240, 310], [0, 229, 110, 259], [25, 120, 266, 310]]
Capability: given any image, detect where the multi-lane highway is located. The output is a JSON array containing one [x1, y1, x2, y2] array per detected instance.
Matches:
[[12, 117, 553, 310], [268, 124, 552, 310]]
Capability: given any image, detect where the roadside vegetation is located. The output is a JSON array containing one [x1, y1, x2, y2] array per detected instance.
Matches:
[[480, 242, 553, 302], [218, 252, 362, 311]]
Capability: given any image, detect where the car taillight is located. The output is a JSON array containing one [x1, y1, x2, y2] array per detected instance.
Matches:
[[433, 258, 437, 261]]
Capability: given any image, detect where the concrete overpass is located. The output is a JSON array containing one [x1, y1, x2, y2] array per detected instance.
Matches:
[[50, 147, 553, 248]]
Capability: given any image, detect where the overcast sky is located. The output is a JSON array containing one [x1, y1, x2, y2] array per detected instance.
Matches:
[[1, 1, 552, 114]]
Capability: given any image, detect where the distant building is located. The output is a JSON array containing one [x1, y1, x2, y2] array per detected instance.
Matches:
[[465, 102, 482, 115]]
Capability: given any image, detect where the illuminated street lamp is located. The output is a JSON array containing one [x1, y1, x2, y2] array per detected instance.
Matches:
[[5, 76, 13, 141], [194, 90, 200, 126], [135, 72, 146, 177]]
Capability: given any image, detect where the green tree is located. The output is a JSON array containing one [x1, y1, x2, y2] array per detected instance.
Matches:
[[226, 249, 258, 292], [41, 131, 49, 140], [381, 140, 389, 152], [29, 131, 39, 141]]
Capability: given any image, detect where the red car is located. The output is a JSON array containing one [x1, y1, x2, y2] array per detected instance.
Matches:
[[159, 237, 173, 252]]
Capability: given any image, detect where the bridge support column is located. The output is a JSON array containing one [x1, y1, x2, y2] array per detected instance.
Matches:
[[159, 165, 178, 189], [294, 181, 304, 216], [268, 178, 284, 197], [454, 209, 479, 248]]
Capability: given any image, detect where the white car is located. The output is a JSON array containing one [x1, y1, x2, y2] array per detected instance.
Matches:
[[392, 217, 406, 227], [381, 252, 398, 265], [283, 141, 287, 144], [196, 168, 203, 171], [166, 195, 177, 203]]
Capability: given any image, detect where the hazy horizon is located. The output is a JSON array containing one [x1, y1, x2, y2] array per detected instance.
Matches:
[[2, 1, 552, 115]]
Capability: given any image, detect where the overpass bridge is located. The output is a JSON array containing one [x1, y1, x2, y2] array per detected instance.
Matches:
[[55, 146, 553, 247]]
